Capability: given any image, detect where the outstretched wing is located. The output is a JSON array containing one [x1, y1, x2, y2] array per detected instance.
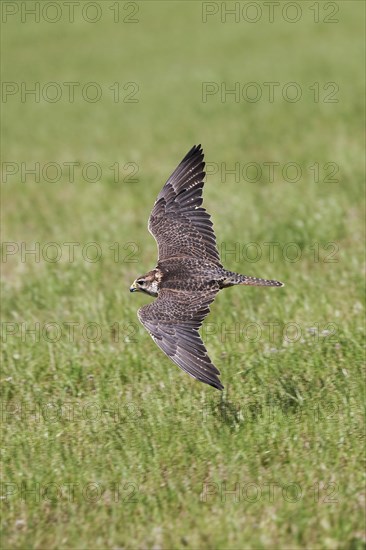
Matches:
[[138, 288, 223, 390], [148, 145, 222, 266]]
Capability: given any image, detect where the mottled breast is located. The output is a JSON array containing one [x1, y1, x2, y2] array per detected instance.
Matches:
[[158, 258, 223, 292]]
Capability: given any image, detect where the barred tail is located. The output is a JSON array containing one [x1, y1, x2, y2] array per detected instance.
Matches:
[[222, 271, 284, 288]]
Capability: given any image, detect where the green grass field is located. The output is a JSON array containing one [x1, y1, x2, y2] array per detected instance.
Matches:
[[1, 1, 365, 548]]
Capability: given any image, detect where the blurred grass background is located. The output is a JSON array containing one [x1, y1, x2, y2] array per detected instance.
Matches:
[[1, 1, 365, 549]]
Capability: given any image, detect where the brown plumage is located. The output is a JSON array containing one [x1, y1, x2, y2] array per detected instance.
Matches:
[[130, 145, 284, 390]]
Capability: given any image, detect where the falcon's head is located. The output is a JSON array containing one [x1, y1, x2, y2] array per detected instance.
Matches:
[[129, 269, 161, 297]]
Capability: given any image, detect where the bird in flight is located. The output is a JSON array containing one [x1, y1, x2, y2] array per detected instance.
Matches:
[[130, 145, 284, 390]]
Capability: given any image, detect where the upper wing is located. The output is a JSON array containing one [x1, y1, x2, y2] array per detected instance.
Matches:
[[148, 145, 222, 266], [138, 288, 223, 390]]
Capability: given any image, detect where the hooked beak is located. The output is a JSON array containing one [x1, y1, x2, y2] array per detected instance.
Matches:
[[130, 281, 138, 293]]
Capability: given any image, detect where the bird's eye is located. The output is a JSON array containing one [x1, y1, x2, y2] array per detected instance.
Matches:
[[137, 280, 143, 285]]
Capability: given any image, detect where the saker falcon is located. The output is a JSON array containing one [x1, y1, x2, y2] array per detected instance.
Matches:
[[130, 145, 284, 390]]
